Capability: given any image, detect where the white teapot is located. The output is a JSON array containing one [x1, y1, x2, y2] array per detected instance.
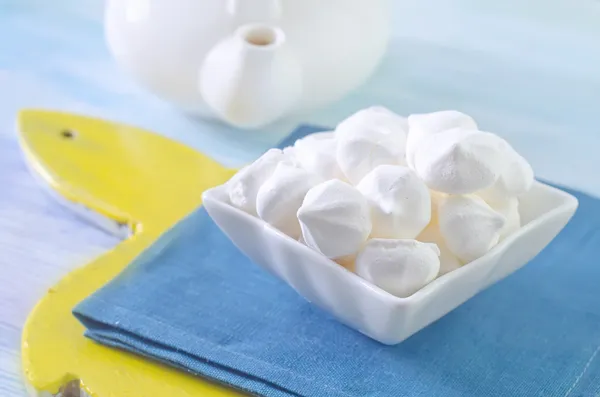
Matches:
[[105, 0, 391, 128]]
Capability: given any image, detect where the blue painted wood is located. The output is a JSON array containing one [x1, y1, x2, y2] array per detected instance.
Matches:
[[1, 0, 600, 395]]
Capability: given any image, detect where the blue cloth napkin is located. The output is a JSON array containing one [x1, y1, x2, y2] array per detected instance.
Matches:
[[74, 126, 600, 397]]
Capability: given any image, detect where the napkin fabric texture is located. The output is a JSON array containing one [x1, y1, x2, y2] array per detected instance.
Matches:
[[74, 126, 600, 397]]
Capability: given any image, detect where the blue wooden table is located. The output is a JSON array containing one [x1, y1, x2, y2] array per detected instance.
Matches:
[[1, 0, 600, 395]]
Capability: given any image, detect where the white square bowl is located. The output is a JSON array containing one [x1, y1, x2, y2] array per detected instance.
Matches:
[[202, 181, 578, 345]]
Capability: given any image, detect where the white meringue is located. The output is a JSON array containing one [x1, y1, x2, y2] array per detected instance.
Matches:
[[356, 165, 431, 239], [355, 239, 440, 298], [413, 128, 507, 194], [228, 148, 288, 214], [256, 163, 322, 239], [335, 106, 408, 184], [297, 179, 372, 259], [406, 110, 478, 169], [293, 131, 344, 180], [417, 221, 463, 276], [478, 144, 534, 203], [438, 195, 506, 263]]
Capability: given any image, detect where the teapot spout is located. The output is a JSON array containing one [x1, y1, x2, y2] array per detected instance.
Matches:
[[199, 24, 302, 129]]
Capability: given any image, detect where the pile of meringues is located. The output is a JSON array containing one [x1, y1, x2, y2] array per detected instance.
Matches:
[[225, 107, 534, 298]]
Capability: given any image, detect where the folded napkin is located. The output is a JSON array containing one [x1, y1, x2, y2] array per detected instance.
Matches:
[[74, 126, 600, 397]]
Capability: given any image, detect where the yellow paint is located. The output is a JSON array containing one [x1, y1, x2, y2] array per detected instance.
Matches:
[[19, 109, 243, 397]]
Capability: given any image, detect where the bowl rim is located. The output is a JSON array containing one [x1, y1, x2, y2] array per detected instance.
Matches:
[[202, 180, 578, 306]]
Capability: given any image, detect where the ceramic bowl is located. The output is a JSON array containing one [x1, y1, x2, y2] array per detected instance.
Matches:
[[202, 181, 578, 345]]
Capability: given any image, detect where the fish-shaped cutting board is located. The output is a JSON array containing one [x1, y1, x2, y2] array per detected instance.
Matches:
[[19, 109, 245, 396]]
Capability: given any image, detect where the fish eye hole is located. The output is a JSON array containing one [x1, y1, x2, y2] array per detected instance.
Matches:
[[60, 129, 76, 139]]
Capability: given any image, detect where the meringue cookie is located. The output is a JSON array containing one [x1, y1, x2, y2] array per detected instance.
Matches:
[[297, 179, 372, 259], [478, 144, 534, 203], [413, 128, 507, 194], [406, 110, 478, 169], [417, 220, 463, 276], [335, 106, 408, 184], [293, 131, 344, 180], [357, 165, 431, 239], [256, 163, 322, 239], [355, 239, 440, 298], [228, 148, 288, 214], [438, 195, 506, 263]]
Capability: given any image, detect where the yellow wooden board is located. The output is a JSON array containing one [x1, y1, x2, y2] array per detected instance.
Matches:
[[18, 109, 246, 397]]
